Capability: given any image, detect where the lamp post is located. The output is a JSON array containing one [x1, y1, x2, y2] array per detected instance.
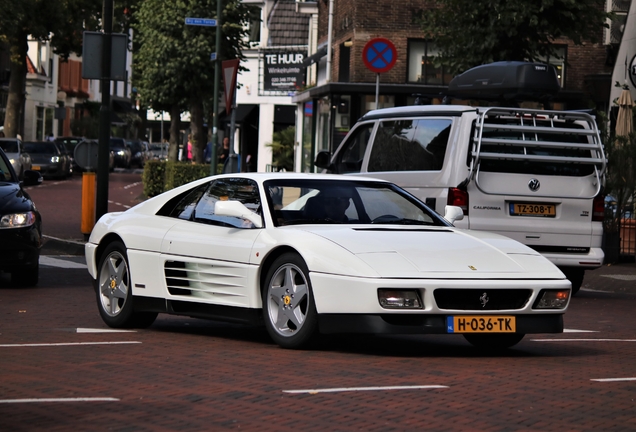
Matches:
[[96, 0, 113, 221], [210, 0, 222, 175]]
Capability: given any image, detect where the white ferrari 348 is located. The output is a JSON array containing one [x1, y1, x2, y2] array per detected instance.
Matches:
[[85, 173, 571, 349]]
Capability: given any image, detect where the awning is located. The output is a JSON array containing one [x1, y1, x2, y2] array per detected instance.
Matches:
[[221, 104, 258, 124], [274, 105, 295, 125], [302, 46, 328, 67], [112, 97, 134, 113]]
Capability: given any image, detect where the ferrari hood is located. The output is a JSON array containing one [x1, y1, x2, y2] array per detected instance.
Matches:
[[298, 226, 561, 278]]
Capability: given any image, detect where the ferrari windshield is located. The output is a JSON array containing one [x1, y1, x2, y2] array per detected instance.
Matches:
[[264, 179, 447, 227]]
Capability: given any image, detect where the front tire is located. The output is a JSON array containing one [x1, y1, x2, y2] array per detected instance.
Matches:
[[464, 333, 525, 349], [96, 241, 157, 328], [262, 253, 318, 349]]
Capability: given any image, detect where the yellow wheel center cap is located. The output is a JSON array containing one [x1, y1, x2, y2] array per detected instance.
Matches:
[[110, 280, 116, 289], [283, 295, 291, 305]]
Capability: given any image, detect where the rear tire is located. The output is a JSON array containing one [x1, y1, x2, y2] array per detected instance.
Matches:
[[561, 268, 584, 296], [464, 333, 525, 350]]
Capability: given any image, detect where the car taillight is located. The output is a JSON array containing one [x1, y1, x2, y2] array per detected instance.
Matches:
[[447, 188, 469, 215], [592, 194, 604, 222]]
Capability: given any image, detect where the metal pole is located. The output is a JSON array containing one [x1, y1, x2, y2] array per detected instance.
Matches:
[[96, 0, 113, 221], [326, 0, 334, 82], [375, 73, 379, 110], [210, 0, 222, 175]]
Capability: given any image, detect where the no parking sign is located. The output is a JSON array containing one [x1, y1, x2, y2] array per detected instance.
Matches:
[[362, 38, 397, 74], [362, 38, 397, 109]]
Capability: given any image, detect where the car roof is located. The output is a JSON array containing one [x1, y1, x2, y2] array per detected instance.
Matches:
[[212, 172, 390, 183], [360, 104, 477, 121]]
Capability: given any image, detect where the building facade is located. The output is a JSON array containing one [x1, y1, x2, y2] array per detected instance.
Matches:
[[231, 0, 310, 172], [293, 0, 622, 172]]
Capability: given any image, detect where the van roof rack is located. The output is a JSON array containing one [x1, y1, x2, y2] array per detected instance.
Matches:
[[467, 107, 606, 199]]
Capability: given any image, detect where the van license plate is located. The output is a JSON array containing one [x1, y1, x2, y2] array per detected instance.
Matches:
[[510, 203, 555, 217], [447, 316, 516, 333]]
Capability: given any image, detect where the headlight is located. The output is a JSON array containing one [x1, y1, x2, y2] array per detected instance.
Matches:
[[533, 289, 570, 309], [9, 158, 16, 164], [50, 156, 60, 163], [0, 211, 37, 228], [118, 150, 125, 156], [378, 289, 423, 309]]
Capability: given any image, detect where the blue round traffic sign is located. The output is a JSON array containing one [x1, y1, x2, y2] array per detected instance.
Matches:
[[362, 38, 397, 74]]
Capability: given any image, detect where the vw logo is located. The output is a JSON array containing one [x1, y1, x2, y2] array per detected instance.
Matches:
[[528, 178, 540, 192]]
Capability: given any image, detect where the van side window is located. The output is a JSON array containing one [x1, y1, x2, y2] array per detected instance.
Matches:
[[335, 123, 374, 173], [368, 119, 452, 172]]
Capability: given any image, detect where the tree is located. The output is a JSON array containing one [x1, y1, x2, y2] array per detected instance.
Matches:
[[267, 126, 295, 171], [0, 0, 102, 137], [417, 0, 611, 74], [134, 0, 254, 163]]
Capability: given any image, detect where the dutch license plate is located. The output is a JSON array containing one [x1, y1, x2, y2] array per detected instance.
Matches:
[[510, 203, 555, 217], [32, 166, 40, 170], [447, 316, 516, 333]]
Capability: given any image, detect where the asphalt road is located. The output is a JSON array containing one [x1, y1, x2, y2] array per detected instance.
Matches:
[[1, 171, 636, 430]]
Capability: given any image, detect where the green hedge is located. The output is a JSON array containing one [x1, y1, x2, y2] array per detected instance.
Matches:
[[143, 161, 213, 197]]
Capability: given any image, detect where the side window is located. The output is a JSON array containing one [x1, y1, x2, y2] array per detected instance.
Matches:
[[165, 183, 209, 220], [193, 178, 261, 228], [368, 119, 452, 172], [334, 123, 374, 173]]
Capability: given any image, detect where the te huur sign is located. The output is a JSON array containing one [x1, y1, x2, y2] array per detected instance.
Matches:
[[82, 31, 128, 81], [263, 52, 307, 92]]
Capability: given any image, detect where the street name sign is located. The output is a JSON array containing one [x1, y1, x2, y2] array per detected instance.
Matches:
[[185, 18, 217, 27]]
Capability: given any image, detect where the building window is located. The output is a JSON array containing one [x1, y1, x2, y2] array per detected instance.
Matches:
[[45, 108, 54, 138], [36, 107, 44, 141], [407, 40, 452, 85], [248, 8, 261, 46], [538, 46, 567, 88]]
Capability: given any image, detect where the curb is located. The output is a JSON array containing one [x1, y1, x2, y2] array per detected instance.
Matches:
[[41, 235, 86, 256]]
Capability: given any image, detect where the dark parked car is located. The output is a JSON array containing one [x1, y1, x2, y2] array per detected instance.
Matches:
[[55, 136, 84, 173], [126, 139, 150, 168], [0, 138, 32, 180], [149, 142, 168, 160], [110, 138, 132, 168], [76, 139, 115, 172], [0, 146, 42, 286], [23, 141, 72, 179]]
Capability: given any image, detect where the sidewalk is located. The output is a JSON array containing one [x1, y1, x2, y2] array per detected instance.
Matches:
[[581, 262, 636, 294]]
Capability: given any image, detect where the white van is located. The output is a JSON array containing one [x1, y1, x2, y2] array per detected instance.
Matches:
[[315, 104, 606, 294]]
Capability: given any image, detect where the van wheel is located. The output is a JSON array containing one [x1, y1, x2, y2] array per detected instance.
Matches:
[[562, 268, 584, 296]]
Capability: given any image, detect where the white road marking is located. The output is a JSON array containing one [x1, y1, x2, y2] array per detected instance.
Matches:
[[563, 329, 598, 333], [40, 256, 87, 269], [600, 274, 636, 281], [0, 341, 141, 347], [124, 181, 142, 190], [0, 397, 119, 404], [531, 338, 636, 342], [76, 328, 136, 333], [107, 200, 131, 209], [283, 385, 448, 394], [591, 377, 636, 382]]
